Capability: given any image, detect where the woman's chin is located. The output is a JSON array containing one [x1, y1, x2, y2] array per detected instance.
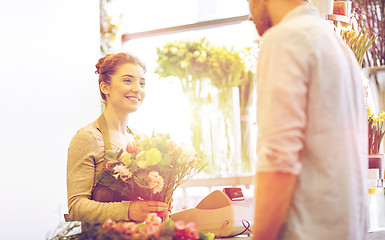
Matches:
[[125, 106, 141, 114]]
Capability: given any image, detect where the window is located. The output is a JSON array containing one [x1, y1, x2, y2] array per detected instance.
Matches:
[[104, 0, 259, 178]]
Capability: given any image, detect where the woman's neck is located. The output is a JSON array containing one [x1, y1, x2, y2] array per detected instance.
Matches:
[[102, 106, 129, 135]]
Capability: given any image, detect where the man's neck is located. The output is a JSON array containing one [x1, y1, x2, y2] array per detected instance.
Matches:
[[267, 0, 305, 26]]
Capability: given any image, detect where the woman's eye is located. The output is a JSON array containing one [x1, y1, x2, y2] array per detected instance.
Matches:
[[140, 82, 146, 87], [124, 79, 132, 83]]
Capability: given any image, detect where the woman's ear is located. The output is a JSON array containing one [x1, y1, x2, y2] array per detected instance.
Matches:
[[100, 81, 110, 96]]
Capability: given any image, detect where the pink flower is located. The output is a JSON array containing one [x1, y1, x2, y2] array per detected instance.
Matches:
[[120, 222, 139, 235], [145, 213, 162, 227], [173, 221, 200, 240], [185, 222, 200, 239], [156, 210, 169, 218], [102, 219, 116, 232], [141, 224, 160, 238], [113, 165, 133, 182], [105, 160, 117, 170], [174, 220, 186, 237], [147, 171, 164, 194], [105, 221, 138, 236], [113, 222, 126, 234], [174, 220, 185, 230], [126, 141, 137, 154], [140, 215, 162, 239]]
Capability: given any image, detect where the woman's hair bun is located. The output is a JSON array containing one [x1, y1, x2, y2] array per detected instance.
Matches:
[[95, 58, 103, 74], [95, 54, 111, 74]]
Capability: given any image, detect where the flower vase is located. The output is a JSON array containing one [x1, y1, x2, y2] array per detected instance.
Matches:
[[197, 85, 242, 174], [369, 154, 385, 179]]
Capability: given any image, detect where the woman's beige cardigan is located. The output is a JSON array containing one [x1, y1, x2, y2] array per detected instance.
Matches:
[[66, 123, 131, 223]]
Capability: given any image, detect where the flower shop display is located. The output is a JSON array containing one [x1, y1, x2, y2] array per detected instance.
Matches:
[[96, 133, 207, 207], [341, 28, 377, 67], [367, 107, 385, 155], [350, 0, 385, 67], [155, 38, 257, 174], [50, 213, 215, 240], [367, 107, 385, 186]]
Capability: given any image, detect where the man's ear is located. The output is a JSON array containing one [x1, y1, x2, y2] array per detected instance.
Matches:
[[100, 81, 110, 96]]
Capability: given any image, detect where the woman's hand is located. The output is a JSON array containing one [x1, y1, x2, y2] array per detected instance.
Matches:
[[128, 201, 168, 222]]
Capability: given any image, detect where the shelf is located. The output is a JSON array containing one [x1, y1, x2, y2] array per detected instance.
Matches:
[[368, 179, 384, 188], [324, 14, 351, 24], [180, 175, 254, 188], [369, 230, 385, 240]]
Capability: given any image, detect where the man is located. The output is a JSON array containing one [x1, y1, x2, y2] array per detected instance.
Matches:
[[248, 0, 368, 239]]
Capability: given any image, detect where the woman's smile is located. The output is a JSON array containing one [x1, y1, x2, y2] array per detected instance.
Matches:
[[126, 95, 141, 103]]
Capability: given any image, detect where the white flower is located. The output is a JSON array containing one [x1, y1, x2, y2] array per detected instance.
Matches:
[[193, 50, 200, 57], [147, 171, 164, 194], [178, 145, 197, 163], [170, 47, 178, 54], [180, 60, 188, 69], [113, 165, 133, 182], [137, 160, 150, 169]]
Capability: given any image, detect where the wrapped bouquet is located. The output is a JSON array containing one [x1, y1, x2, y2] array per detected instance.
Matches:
[[96, 133, 207, 210]]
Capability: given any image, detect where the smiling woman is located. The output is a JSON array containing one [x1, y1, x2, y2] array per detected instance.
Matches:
[[97, 54, 147, 114], [66, 52, 168, 224]]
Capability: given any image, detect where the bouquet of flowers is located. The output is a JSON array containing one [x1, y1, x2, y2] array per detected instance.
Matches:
[[367, 107, 385, 154], [155, 38, 254, 91], [341, 27, 377, 67], [96, 133, 207, 210], [50, 214, 215, 240]]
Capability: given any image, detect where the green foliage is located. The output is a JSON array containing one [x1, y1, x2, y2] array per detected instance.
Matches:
[[96, 170, 134, 196], [159, 218, 175, 237], [199, 232, 215, 240], [156, 38, 211, 90], [155, 38, 254, 92]]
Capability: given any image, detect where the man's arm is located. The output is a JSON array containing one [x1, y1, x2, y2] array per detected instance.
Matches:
[[253, 172, 297, 240]]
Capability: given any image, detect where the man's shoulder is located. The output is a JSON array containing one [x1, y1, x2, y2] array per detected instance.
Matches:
[[271, 14, 325, 36], [263, 15, 334, 52]]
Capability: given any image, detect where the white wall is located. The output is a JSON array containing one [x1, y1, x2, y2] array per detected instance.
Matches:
[[0, 1, 100, 239]]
